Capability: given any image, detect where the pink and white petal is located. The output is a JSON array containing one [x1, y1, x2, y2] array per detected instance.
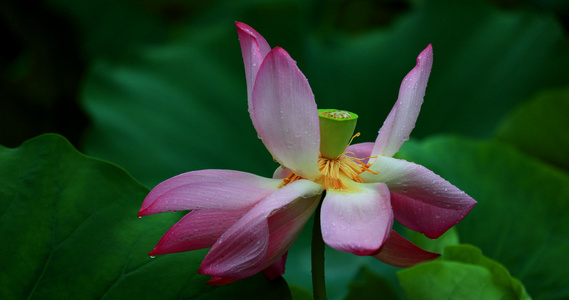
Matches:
[[148, 208, 250, 255], [139, 170, 280, 216], [252, 47, 321, 179], [370, 45, 433, 159], [272, 166, 291, 179], [321, 183, 393, 256], [263, 252, 288, 280], [199, 180, 323, 279], [363, 156, 476, 239], [372, 230, 440, 267], [264, 193, 321, 268], [235, 22, 272, 131]]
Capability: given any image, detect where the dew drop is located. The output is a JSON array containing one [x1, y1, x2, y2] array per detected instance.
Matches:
[[150, 255, 156, 259], [138, 216, 142, 219]]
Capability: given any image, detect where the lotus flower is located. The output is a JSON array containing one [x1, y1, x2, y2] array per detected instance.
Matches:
[[138, 22, 477, 285]]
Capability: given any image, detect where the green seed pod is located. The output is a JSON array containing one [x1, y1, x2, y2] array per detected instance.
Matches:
[[318, 109, 358, 159]]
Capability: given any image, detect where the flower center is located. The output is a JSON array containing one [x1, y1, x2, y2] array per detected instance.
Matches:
[[281, 152, 377, 190], [280, 108, 377, 190]]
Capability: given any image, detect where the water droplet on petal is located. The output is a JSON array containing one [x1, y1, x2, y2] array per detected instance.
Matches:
[[150, 255, 156, 259]]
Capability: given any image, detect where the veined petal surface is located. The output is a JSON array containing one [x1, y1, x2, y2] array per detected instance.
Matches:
[[363, 156, 476, 238], [252, 47, 321, 179], [139, 170, 280, 216], [371, 45, 433, 159], [199, 180, 323, 280], [149, 208, 250, 255], [321, 183, 393, 256], [372, 230, 440, 267], [235, 22, 271, 131]]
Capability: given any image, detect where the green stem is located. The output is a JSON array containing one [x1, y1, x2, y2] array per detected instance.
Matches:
[[311, 192, 327, 300]]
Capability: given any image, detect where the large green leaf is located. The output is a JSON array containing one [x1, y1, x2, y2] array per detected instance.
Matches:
[[495, 87, 569, 171], [398, 244, 530, 300], [0, 134, 290, 299], [306, 0, 569, 141], [398, 137, 569, 299], [344, 266, 401, 300]]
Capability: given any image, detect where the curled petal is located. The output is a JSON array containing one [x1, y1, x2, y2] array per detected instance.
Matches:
[[321, 183, 393, 256], [372, 230, 440, 267], [252, 47, 321, 179], [148, 208, 249, 255], [371, 45, 433, 159], [139, 170, 280, 216], [272, 166, 291, 179], [363, 156, 476, 239], [199, 180, 323, 281], [235, 22, 271, 131]]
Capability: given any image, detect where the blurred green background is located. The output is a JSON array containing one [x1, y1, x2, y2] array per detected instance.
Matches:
[[2, 0, 569, 299]]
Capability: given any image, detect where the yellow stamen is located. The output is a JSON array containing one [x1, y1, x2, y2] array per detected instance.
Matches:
[[279, 152, 378, 190], [279, 172, 304, 188]]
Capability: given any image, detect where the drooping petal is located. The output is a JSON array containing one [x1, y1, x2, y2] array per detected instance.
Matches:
[[263, 252, 288, 280], [148, 208, 250, 255], [235, 22, 272, 131], [372, 230, 440, 267], [321, 183, 393, 256], [139, 170, 280, 216], [362, 156, 476, 239], [265, 193, 321, 266], [370, 45, 433, 159], [207, 276, 239, 286], [252, 47, 321, 179], [199, 180, 323, 281]]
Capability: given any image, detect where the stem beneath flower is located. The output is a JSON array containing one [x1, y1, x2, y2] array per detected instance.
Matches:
[[311, 192, 327, 300]]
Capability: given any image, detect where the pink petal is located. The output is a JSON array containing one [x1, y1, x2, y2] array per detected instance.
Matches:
[[321, 183, 393, 256], [372, 230, 440, 267], [207, 276, 239, 286], [235, 22, 271, 131], [371, 45, 433, 159], [139, 170, 280, 216], [252, 47, 321, 179], [199, 180, 323, 280], [272, 166, 291, 179], [362, 156, 476, 239], [148, 208, 250, 255], [263, 252, 288, 280], [344, 142, 374, 165]]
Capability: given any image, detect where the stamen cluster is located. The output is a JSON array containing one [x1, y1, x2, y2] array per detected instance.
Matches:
[[280, 153, 377, 190]]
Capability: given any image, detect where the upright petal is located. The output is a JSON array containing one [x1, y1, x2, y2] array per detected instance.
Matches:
[[148, 208, 250, 255], [252, 47, 321, 179], [362, 156, 476, 239], [199, 180, 323, 281], [371, 45, 433, 159], [139, 170, 280, 216], [321, 183, 393, 256], [236, 22, 272, 131]]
